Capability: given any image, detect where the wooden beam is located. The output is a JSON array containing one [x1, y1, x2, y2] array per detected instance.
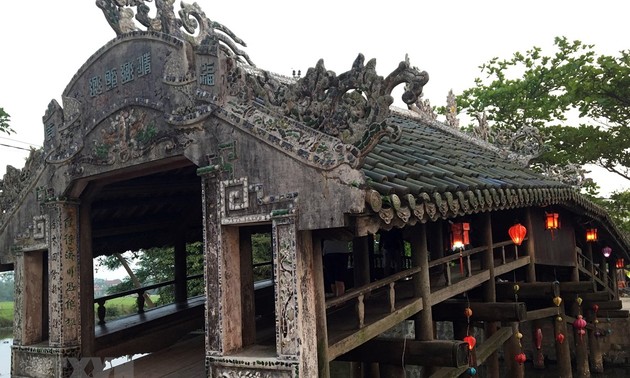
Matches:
[[431, 271, 491, 305], [526, 307, 560, 321], [432, 301, 527, 322], [495, 281, 595, 299], [494, 256, 530, 276], [598, 309, 629, 318], [327, 297, 423, 361], [337, 339, 468, 367], [431, 327, 513, 378], [583, 300, 622, 310]]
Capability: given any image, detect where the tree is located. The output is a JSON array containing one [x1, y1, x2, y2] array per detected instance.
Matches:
[[0, 107, 13, 135], [456, 37, 630, 189]]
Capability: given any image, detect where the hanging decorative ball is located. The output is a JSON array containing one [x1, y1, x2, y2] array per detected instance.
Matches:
[[556, 316, 563, 322], [556, 333, 565, 344], [467, 367, 477, 376], [594, 319, 599, 325], [516, 331, 523, 340], [594, 329, 603, 337], [513, 284, 520, 293], [535, 328, 543, 350], [576, 297, 583, 306], [573, 315, 587, 330], [464, 307, 473, 318], [607, 328, 613, 335], [593, 304, 599, 313], [553, 296, 562, 306], [463, 335, 477, 350], [577, 329, 586, 336], [515, 352, 527, 364]]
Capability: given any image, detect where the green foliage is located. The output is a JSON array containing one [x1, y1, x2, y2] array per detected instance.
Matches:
[[252, 233, 273, 281], [0, 301, 13, 328], [0, 273, 14, 302], [0, 108, 13, 135], [456, 36, 630, 236], [592, 191, 630, 236]]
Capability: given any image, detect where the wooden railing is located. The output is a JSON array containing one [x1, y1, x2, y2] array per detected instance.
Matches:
[[94, 273, 204, 325], [577, 250, 616, 295], [326, 238, 524, 330]]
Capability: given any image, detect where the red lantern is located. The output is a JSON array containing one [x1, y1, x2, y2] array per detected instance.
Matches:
[[515, 352, 527, 364], [573, 315, 587, 341], [464, 307, 473, 318], [451, 222, 470, 250], [593, 304, 599, 314], [509, 223, 527, 246], [545, 212, 560, 230], [463, 335, 476, 350], [535, 328, 543, 350], [616, 258, 625, 269], [586, 228, 598, 242], [556, 333, 565, 344], [602, 246, 612, 258]]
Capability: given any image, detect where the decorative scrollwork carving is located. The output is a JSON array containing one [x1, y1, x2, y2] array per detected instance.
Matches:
[[96, 0, 253, 65]]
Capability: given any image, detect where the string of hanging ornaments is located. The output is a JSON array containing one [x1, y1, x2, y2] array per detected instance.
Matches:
[[513, 273, 527, 365], [462, 295, 478, 376]]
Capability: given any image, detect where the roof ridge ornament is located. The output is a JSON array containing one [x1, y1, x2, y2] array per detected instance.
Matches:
[[241, 54, 429, 162], [96, 0, 254, 65]]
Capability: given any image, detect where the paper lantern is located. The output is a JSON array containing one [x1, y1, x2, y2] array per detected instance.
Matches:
[[535, 328, 543, 350], [616, 258, 625, 269], [593, 304, 599, 313], [509, 223, 527, 246], [545, 212, 560, 230], [467, 367, 477, 376], [553, 296, 562, 306], [451, 222, 470, 250], [586, 228, 598, 242], [515, 352, 527, 364], [556, 333, 565, 344], [602, 246, 612, 258], [464, 307, 473, 318], [463, 335, 476, 350]]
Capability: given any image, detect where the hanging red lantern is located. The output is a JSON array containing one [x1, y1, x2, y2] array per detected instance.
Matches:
[[602, 246, 612, 258], [586, 228, 598, 242], [573, 315, 587, 341], [556, 333, 565, 344], [508, 223, 527, 246], [463, 335, 477, 350], [451, 222, 470, 250], [515, 352, 527, 364], [616, 258, 625, 269], [545, 212, 560, 230], [535, 328, 543, 350]]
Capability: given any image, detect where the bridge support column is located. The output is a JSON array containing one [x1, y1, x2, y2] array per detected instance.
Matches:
[[12, 200, 82, 378]]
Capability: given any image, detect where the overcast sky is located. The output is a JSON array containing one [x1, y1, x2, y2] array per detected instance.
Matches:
[[1, 0, 629, 193]]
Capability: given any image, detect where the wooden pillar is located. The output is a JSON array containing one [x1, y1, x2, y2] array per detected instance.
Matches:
[[174, 227, 188, 304], [409, 223, 434, 377], [572, 300, 590, 377], [353, 235, 371, 289], [47, 200, 82, 348], [587, 308, 604, 373], [502, 322, 524, 378], [239, 228, 256, 347], [480, 212, 500, 378], [525, 209, 537, 283], [553, 304, 573, 378], [313, 234, 330, 378], [410, 223, 433, 340]]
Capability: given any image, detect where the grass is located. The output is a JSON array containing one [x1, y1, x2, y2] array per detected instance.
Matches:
[[0, 301, 13, 328], [95, 295, 160, 321]]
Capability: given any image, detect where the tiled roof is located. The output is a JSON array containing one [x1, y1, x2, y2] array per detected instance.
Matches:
[[361, 109, 629, 255]]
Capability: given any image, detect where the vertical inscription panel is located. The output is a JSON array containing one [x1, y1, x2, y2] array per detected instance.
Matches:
[[47, 201, 80, 347], [201, 175, 223, 355], [272, 215, 299, 359]]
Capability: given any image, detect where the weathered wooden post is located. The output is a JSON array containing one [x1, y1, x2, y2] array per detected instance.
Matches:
[[313, 234, 331, 378], [239, 227, 255, 346], [481, 212, 500, 378], [553, 290, 573, 378], [586, 308, 604, 373], [502, 322, 525, 378]]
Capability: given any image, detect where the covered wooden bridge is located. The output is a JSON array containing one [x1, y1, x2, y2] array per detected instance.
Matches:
[[1, 1, 629, 377]]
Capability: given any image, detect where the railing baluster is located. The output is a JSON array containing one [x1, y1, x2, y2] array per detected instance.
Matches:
[[501, 246, 506, 264], [446, 262, 452, 286], [97, 299, 106, 325], [466, 255, 472, 277], [137, 290, 146, 314], [356, 294, 365, 329], [388, 282, 396, 312]]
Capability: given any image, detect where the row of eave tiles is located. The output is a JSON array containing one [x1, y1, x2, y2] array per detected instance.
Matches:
[[361, 115, 574, 221]]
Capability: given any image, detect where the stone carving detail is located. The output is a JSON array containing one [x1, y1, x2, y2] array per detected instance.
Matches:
[[407, 93, 437, 121], [96, 0, 253, 65], [445, 89, 459, 128], [223, 54, 428, 165], [272, 214, 299, 359], [0, 149, 44, 224]]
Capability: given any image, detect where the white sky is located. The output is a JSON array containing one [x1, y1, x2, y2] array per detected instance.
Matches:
[[1, 0, 629, 194]]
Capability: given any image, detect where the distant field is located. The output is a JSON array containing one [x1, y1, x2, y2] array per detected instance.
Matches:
[[95, 295, 160, 321], [0, 301, 13, 327]]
